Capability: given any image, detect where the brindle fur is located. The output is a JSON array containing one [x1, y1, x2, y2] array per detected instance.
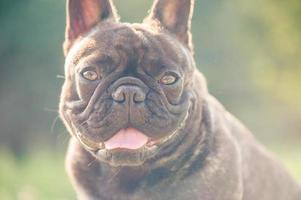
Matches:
[[59, 0, 301, 199]]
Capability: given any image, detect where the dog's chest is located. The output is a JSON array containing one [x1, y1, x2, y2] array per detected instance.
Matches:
[[103, 173, 206, 200]]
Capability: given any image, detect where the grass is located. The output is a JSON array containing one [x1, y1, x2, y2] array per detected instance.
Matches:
[[0, 144, 300, 199], [0, 149, 75, 200], [268, 143, 301, 181]]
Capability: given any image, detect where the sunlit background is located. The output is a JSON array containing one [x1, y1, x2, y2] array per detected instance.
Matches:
[[0, 0, 300, 199]]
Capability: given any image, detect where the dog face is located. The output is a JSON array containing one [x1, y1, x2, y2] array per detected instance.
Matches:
[[60, 0, 198, 166]]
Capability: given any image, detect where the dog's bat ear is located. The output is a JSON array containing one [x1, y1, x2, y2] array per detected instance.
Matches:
[[144, 0, 194, 51], [64, 0, 119, 55]]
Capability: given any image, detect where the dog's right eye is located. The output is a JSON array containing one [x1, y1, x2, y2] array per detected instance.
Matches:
[[159, 72, 179, 85], [81, 70, 98, 81]]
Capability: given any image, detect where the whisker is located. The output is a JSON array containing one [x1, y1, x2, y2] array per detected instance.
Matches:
[[108, 167, 122, 183], [56, 74, 65, 79], [56, 131, 70, 145], [88, 157, 98, 167], [44, 107, 59, 113], [51, 115, 60, 134], [79, 119, 89, 127]]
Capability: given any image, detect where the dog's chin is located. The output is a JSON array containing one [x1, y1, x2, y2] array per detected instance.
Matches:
[[73, 113, 189, 167]]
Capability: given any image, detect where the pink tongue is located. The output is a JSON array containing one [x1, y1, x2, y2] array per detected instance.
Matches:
[[104, 128, 148, 150]]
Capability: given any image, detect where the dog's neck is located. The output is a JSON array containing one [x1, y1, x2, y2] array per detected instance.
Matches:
[[97, 87, 214, 194]]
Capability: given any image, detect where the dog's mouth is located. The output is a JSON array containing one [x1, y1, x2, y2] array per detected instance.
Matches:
[[74, 111, 189, 166], [103, 128, 148, 150]]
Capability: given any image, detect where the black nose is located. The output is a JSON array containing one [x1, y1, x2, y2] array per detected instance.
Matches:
[[112, 85, 146, 103]]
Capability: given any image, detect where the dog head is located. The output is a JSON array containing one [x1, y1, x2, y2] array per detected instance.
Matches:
[[60, 0, 205, 167]]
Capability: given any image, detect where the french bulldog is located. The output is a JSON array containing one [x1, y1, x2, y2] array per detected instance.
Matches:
[[59, 0, 301, 199]]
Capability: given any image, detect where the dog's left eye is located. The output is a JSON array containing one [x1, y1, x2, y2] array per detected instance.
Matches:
[[160, 74, 178, 85], [81, 70, 98, 81]]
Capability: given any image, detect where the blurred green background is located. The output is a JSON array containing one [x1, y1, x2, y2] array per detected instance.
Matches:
[[0, 0, 300, 199]]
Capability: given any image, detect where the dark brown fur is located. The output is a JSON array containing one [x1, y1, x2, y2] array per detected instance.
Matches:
[[59, 0, 301, 199]]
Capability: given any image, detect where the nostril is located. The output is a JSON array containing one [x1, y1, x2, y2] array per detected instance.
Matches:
[[112, 89, 126, 103], [133, 92, 145, 103]]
